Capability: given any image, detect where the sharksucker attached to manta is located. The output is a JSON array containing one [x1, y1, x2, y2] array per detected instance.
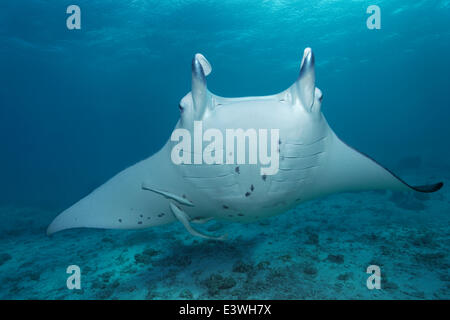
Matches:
[[47, 48, 443, 240]]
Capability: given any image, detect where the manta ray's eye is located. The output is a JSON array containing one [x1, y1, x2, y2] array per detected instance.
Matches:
[[178, 104, 184, 113]]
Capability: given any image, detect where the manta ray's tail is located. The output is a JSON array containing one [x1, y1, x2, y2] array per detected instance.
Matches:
[[311, 132, 443, 197]]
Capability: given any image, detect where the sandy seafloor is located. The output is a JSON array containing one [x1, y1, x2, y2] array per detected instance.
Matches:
[[0, 164, 449, 300]]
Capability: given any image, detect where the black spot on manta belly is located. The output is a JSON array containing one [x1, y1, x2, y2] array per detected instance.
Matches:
[[118, 219, 122, 223], [262, 174, 267, 181], [250, 184, 254, 192], [138, 221, 142, 225], [235, 166, 240, 174], [223, 205, 229, 209], [245, 192, 251, 197], [158, 213, 165, 218]]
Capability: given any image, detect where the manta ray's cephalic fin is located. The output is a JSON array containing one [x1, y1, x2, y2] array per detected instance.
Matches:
[[169, 203, 227, 240], [179, 54, 213, 128], [195, 53, 212, 76], [191, 53, 213, 120], [289, 47, 317, 112], [141, 183, 194, 207]]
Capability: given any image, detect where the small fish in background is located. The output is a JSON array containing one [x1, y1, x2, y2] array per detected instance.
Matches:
[[47, 48, 443, 240]]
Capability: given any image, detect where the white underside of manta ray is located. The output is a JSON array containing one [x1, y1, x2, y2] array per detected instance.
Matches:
[[47, 48, 443, 240]]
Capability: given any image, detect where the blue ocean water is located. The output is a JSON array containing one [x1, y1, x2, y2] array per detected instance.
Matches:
[[0, 1, 449, 299]]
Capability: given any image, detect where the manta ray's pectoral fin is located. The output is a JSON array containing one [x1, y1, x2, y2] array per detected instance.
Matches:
[[408, 182, 444, 193], [141, 183, 194, 207], [312, 132, 444, 197], [169, 203, 227, 240]]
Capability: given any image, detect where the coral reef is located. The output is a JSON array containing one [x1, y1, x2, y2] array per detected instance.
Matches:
[[0, 169, 448, 300]]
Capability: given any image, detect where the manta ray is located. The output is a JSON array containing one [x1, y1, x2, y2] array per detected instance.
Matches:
[[47, 48, 443, 240]]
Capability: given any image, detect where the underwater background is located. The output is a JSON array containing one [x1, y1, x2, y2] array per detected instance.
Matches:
[[0, 0, 449, 299]]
